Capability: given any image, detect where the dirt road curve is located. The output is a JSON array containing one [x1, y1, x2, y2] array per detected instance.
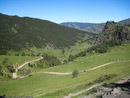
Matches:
[[17, 57, 43, 69], [12, 57, 43, 79], [41, 62, 115, 75], [41, 60, 130, 75], [34, 60, 130, 97]]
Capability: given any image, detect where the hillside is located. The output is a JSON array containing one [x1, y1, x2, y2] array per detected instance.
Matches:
[[96, 21, 130, 45], [61, 18, 130, 34], [83, 23, 105, 34], [0, 18, 130, 98], [118, 18, 130, 25], [0, 13, 95, 55], [0, 44, 130, 98]]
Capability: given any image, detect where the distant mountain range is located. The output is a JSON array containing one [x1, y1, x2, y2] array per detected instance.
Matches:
[[60, 18, 130, 34], [60, 22, 96, 30]]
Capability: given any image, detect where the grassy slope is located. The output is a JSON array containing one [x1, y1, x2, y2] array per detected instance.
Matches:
[[0, 56, 39, 67], [0, 44, 130, 98], [8, 42, 91, 61], [0, 13, 94, 52], [42, 44, 130, 72]]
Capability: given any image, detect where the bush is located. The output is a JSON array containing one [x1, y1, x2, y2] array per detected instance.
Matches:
[[94, 74, 117, 83], [31, 52, 35, 56], [36, 53, 40, 56], [21, 52, 26, 56], [68, 55, 75, 62], [15, 53, 19, 56], [28, 63, 34, 67], [43, 53, 61, 67], [6, 64, 15, 73], [95, 44, 107, 53], [72, 70, 79, 78], [20, 67, 31, 75], [0, 65, 3, 76], [2, 58, 9, 64]]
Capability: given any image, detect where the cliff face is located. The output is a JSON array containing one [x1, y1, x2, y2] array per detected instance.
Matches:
[[96, 21, 130, 45]]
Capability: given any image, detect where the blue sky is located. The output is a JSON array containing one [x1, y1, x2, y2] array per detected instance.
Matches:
[[0, 0, 130, 23]]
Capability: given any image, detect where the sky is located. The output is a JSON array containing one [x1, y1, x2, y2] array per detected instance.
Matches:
[[0, 0, 130, 23]]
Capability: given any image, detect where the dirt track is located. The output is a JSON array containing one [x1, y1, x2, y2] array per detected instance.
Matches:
[[12, 57, 43, 79], [41, 60, 130, 75]]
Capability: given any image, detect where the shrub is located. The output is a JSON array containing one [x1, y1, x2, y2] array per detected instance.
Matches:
[[20, 67, 31, 75], [15, 53, 19, 56], [2, 58, 9, 64], [94, 74, 117, 83], [36, 53, 40, 56], [6, 64, 15, 73], [21, 52, 26, 56], [0, 65, 3, 76], [28, 63, 34, 67], [43, 53, 61, 67], [68, 55, 75, 62], [31, 52, 35, 56], [72, 70, 79, 78]]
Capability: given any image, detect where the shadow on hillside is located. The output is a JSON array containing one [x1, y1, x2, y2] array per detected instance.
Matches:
[[105, 80, 130, 93]]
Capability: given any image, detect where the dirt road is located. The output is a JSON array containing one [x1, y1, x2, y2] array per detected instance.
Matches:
[[41, 60, 130, 75], [40, 72, 71, 75], [12, 57, 43, 79]]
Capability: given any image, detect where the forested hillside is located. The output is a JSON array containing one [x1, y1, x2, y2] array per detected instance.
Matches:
[[0, 13, 95, 55]]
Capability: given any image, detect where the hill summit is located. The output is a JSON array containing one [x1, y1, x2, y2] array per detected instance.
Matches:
[[96, 21, 130, 45]]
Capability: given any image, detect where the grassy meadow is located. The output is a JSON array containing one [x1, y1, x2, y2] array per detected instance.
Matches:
[[0, 44, 130, 98]]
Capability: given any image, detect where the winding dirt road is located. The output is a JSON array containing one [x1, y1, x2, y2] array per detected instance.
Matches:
[[12, 57, 43, 79], [33, 60, 130, 97], [41, 60, 130, 75]]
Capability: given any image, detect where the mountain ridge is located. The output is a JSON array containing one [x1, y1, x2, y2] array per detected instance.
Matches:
[[0, 13, 95, 55], [61, 18, 130, 34]]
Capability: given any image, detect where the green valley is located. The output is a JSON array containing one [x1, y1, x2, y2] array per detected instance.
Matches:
[[0, 13, 130, 98]]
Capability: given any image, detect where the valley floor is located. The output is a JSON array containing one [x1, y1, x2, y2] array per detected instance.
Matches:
[[0, 44, 130, 98]]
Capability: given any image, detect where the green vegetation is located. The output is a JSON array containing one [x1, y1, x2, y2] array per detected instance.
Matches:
[[72, 87, 97, 98], [0, 15, 130, 98], [0, 55, 39, 80], [42, 44, 130, 73], [72, 69, 79, 78], [0, 13, 95, 55], [0, 44, 129, 98]]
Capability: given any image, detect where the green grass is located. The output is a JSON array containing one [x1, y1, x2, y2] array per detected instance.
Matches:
[[0, 61, 129, 98], [0, 44, 130, 98], [0, 55, 39, 67], [7, 42, 91, 62], [72, 87, 97, 98], [30, 42, 91, 61], [41, 44, 130, 73]]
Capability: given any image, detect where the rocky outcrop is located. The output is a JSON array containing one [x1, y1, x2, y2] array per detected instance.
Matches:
[[84, 78, 130, 98], [96, 21, 130, 45]]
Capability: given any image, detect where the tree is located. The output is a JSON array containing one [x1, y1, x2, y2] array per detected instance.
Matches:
[[43, 53, 61, 67], [6, 64, 15, 73], [68, 55, 75, 62], [31, 52, 35, 56], [21, 52, 26, 56], [36, 53, 40, 56], [15, 53, 19, 56], [72, 70, 79, 78], [20, 67, 31, 75], [2, 58, 9, 65], [0, 65, 3, 76]]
